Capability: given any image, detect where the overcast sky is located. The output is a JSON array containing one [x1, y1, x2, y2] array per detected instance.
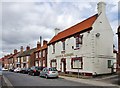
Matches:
[[0, 0, 119, 58]]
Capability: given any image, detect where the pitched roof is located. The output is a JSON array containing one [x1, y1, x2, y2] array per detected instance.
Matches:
[[18, 48, 36, 57], [8, 52, 20, 59], [35, 44, 47, 53], [49, 14, 98, 44]]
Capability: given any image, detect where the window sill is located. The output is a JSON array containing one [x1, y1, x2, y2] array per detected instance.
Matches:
[[52, 52, 55, 54], [71, 68, 82, 69], [61, 50, 65, 54], [74, 47, 80, 50]]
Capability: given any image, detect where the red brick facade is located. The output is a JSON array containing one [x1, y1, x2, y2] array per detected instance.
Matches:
[[34, 40, 47, 67], [117, 26, 120, 73]]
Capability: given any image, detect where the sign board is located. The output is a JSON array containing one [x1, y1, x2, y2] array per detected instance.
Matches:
[[55, 53, 74, 58]]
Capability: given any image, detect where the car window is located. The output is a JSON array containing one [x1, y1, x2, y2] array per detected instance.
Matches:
[[38, 67, 43, 70], [49, 68, 57, 71], [43, 68, 47, 72]]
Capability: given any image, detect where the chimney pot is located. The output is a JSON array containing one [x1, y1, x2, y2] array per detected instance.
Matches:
[[97, 1, 106, 15], [37, 41, 41, 49], [43, 40, 47, 45], [20, 46, 23, 52], [55, 28, 60, 35], [26, 46, 30, 50], [14, 49, 17, 54]]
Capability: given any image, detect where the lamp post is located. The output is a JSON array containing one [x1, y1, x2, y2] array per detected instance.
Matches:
[[76, 55, 80, 78]]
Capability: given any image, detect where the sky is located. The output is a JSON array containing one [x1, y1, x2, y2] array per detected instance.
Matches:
[[0, 0, 120, 58]]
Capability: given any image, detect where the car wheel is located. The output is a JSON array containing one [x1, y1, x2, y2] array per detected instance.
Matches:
[[56, 76, 59, 78], [32, 73, 35, 76], [39, 74, 42, 77], [45, 75, 48, 79], [28, 72, 30, 75]]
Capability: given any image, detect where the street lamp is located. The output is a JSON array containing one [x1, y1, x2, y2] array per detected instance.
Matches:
[[76, 55, 80, 78]]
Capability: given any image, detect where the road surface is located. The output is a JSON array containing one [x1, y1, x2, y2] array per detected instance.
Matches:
[[2, 71, 119, 88]]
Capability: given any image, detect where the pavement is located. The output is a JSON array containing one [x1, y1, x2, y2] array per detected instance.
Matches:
[[0, 75, 7, 88], [59, 76, 119, 87]]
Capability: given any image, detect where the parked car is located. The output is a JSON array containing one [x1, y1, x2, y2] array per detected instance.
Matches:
[[2, 68, 8, 71], [0, 67, 2, 75], [14, 67, 22, 73], [28, 66, 44, 76], [9, 67, 15, 72], [21, 68, 30, 74], [40, 67, 58, 79]]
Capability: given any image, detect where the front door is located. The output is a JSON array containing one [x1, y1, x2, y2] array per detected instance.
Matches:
[[61, 58, 66, 73]]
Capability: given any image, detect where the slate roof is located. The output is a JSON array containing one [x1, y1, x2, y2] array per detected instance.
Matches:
[[18, 48, 36, 57]]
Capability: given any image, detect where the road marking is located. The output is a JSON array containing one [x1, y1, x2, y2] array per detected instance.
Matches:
[[3, 75, 14, 88]]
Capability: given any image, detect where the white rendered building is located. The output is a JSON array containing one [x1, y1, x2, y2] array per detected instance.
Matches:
[[47, 2, 115, 76]]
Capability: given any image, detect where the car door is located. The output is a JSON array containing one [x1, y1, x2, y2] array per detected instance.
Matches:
[[43, 68, 47, 76]]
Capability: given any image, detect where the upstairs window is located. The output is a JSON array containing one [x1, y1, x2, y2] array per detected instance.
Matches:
[[52, 44, 55, 53], [75, 34, 83, 48], [62, 41, 65, 50], [39, 51, 41, 58], [43, 50, 45, 57], [36, 53, 38, 58]]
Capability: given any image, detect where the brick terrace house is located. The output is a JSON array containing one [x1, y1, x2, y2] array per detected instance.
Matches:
[[117, 26, 120, 73], [3, 55, 12, 69], [34, 40, 47, 67], [47, 2, 115, 76], [17, 46, 36, 68], [7, 49, 19, 69]]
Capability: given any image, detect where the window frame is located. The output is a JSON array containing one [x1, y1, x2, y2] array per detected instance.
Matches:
[[75, 34, 83, 49], [62, 41, 65, 51], [71, 57, 83, 69], [108, 60, 113, 68], [52, 44, 55, 54]]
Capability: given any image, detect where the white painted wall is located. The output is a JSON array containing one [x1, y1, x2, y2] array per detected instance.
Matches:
[[47, 2, 115, 75]]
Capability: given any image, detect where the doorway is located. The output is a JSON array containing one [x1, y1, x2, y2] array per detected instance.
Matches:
[[61, 58, 66, 73]]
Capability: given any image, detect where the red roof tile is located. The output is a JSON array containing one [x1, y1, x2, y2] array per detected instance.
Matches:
[[49, 14, 98, 44]]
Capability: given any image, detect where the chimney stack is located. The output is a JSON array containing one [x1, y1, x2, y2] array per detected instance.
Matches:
[[14, 49, 17, 54], [55, 28, 60, 35], [20, 46, 23, 52], [37, 41, 41, 49], [43, 40, 47, 45], [26, 46, 30, 50], [97, 1, 106, 15]]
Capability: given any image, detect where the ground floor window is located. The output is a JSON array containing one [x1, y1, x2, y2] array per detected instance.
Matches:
[[108, 60, 113, 68], [71, 57, 83, 69], [35, 61, 39, 66], [51, 59, 57, 68]]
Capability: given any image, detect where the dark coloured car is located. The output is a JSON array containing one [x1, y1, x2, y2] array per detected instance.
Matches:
[[21, 68, 30, 74], [9, 68, 14, 72], [28, 66, 44, 76]]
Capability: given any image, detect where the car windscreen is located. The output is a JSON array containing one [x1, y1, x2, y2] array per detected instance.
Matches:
[[38, 67, 44, 70], [49, 68, 57, 71]]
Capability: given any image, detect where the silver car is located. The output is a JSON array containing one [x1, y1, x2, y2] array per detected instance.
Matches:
[[40, 67, 58, 79]]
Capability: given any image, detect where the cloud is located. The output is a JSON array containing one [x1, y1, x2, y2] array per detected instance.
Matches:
[[1, 1, 118, 57]]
